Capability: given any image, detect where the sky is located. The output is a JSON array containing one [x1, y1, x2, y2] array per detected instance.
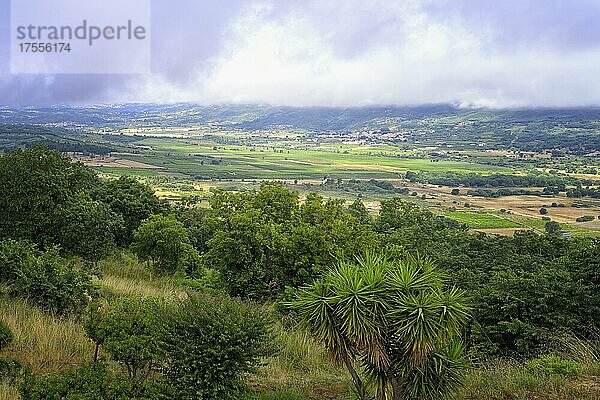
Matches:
[[1, 0, 600, 107]]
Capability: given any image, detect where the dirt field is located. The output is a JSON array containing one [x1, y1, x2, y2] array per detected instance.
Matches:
[[400, 183, 600, 232]]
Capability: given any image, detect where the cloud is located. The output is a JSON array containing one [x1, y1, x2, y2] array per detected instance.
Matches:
[[2, 0, 600, 107]]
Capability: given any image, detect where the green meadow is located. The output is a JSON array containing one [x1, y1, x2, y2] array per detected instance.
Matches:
[[116, 137, 509, 180]]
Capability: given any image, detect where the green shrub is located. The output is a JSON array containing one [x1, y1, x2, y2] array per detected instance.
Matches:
[[19, 363, 154, 400], [0, 321, 12, 351], [0, 239, 38, 284], [525, 356, 582, 378], [0, 358, 22, 383], [158, 294, 274, 400], [85, 298, 164, 380], [575, 215, 595, 223], [0, 240, 97, 315]]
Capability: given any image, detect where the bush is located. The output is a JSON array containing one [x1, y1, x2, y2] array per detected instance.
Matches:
[[19, 363, 154, 400], [85, 298, 164, 380], [0, 239, 38, 283], [0, 240, 97, 315], [158, 295, 274, 400], [0, 320, 13, 351], [575, 215, 595, 223], [131, 215, 194, 274], [525, 356, 582, 378], [0, 357, 21, 383], [544, 221, 561, 233]]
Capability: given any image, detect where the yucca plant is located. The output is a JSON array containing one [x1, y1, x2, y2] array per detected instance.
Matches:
[[291, 253, 470, 400]]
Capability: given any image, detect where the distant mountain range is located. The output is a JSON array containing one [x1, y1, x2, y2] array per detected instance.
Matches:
[[2, 104, 600, 133]]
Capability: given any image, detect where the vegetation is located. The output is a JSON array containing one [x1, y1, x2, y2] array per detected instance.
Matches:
[[0, 142, 598, 399], [406, 171, 589, 188], [131, 215, 199, 274], [0, 321, 12, 351], [292, 254, 469, 400], [0, 240, 96, 315]]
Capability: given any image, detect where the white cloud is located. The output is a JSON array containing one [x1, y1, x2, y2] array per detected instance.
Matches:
[[131, 0, 600, 107]]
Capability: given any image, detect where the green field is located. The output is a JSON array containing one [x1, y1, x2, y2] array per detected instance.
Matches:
[[113, 137, 510, 180], [443, 211, 522, 229]]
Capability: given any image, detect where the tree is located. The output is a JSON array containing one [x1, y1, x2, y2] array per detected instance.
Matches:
[[204, 186, 375, 299], [292, 254, 469, 400], [57, 197, 124, 262], [85, 298, 164, 380], [131, 215, 196, 273], [545, 221, 561, 234], [348, 199, 371, 224], [91, 176, 168, 245], [0, 239, 96, 315], [451, 188, 460, 195], [539, 207, 548, 215], [0, 146, 97, 247]]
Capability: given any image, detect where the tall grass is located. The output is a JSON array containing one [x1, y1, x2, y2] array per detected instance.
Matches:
[[0, 382, 19, 400], [0, 298, 93, 374], [546, 330, 600, 364], [97, 275, 186, 300], [97, 250, 154, 281], [96, 250, 187, 300], [456, 359, 600, 400], [247, 321, 352, 400]]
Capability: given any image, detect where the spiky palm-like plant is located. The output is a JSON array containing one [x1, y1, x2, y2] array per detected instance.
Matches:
[[291, 253, 469, 400]]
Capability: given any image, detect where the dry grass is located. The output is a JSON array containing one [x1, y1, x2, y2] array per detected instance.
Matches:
[[245, 319, 351, 400], [456, 360, 600, 400], [96, 251, 187, 300], [97, 275, 187, 300], [0, 382, 19, 400], [0, 298, 93, 374]]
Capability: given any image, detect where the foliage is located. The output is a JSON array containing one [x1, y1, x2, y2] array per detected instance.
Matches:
[[347, 199, 371, 224], [203, 184, 375, 299], [576, 215, 595, 223], [91, 176, 169, 245], [85, 298, 164, 380], [407, 171, 586, 189], [292, 254, 470, 400], [131, 215, 196, 274], [0, 240, 96, 315], [158, 294, 274, 400], [0, 146, 98, 247], [545, 221, 561, 233], [0, 358, 21, 384], [525, 356, 582, 378], [57, 197, 124, 261], [19, 363, 155, 400], [567, 187, 600, 199], [0, 321, 13, 351], [176, 207, 221, 254]]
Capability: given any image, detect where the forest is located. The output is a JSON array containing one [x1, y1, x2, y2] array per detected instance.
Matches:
[[0, 146, 599, 399]]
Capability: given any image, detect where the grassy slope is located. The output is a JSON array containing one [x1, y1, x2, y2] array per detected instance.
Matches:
[[2, 253, 600, 400]]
